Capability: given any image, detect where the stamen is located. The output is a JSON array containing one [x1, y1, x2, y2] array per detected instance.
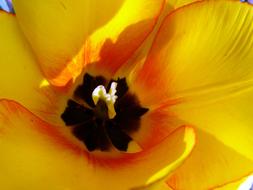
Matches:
[[92, 82, 118, 119]]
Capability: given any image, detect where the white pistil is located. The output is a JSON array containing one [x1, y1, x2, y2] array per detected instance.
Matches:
[[92, 82, 118, 119]]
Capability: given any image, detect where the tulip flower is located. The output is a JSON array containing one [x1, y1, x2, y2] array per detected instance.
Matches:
[[0, 0, 252, 190]]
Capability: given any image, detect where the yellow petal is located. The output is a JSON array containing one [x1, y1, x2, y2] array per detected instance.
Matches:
[[214, 175, 248, 190], [172, 86, 253, 165], [0, 99, 195, 190], [131, 1, 253, 189], [166, 0, 200, 10], [121, 0, 199, 79], [12, 0, 126, 86], [167, 129, 253, 190], [85, 0, 164, 77], [0, 11, 62, 123], [133, 182, 173, 190], [132, 0, 253, 107], [131, 105, 183, 150]]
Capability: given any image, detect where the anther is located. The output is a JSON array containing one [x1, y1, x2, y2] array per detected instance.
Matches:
[[92, 82, 118, 119]]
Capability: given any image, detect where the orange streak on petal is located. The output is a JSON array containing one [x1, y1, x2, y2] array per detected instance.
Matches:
[[86, 0, 165, 78], [48, 46, 85, 86], [0, 99, 87, 156]]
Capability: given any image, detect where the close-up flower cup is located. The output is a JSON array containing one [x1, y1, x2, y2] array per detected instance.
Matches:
[[0, 0, 253, 189]]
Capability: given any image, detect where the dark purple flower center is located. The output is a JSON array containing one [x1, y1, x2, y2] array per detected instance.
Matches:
[[61, 73, 148, 152]]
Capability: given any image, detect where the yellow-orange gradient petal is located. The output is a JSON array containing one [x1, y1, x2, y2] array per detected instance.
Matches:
[[167, 129, 253, 190], [85, 0, 164, 78], [132, 0, 253, 108], [133, 181, 173, 190], [213, 174, 249, 190], [119, 0, 201, 85], [0, 11, 64, 124], [0, 99, 195, 190], [131, 0, 253, 189], [130, 104, 183, 150], [166, 0, 202, 10], [12, 0, 127, 86], [121, 0, 201, 78]]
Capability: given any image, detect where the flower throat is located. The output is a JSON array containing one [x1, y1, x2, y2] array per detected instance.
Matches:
[[61, 73, 148, 152]]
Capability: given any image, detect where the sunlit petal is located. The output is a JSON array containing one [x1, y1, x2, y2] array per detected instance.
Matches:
[[86, 0, 164, 78], [0, 11, 62, 124], [12, 0, 127, 86], [129, 1, 253, 189], [132, 0, 253, 107], [167, 129, 253, 189], [0, 99, 195, 190]]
